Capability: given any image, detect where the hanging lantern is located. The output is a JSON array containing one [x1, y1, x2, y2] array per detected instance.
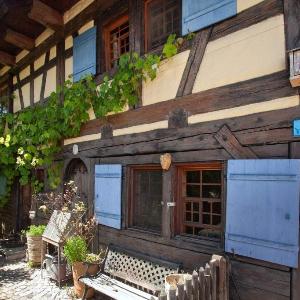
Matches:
[[160, 153, 172, 171]]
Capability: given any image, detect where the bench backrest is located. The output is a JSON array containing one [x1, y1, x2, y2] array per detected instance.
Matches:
[[103, 245, 180, 294]]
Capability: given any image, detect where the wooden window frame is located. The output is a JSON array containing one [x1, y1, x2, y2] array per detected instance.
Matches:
[[103, 14, 129, 71], [175, 162, 224, 241], [127, 164, 163, 234], [144, 0, 181, 52]]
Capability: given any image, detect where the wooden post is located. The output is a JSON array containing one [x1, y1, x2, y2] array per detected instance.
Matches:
[[159, 290, 167, 300], [162, 166, 175, 239], [185, 274, 193, 300], [199, 267, 206, 300], [169, 286, 177, 300], [177, 282, 185, 300], [192, 270, 199, 300], [209, 259, 217, 300], [204, 264, 212, 300]]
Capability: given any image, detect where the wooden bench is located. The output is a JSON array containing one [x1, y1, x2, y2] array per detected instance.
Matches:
[[79, 245, 181, 300]]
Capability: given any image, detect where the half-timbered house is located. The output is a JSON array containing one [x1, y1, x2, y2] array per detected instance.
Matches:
[[0, 0, 300, 299]]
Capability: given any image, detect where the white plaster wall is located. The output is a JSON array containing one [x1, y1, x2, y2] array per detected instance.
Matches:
[[65, 36, 73, 50], [65, 57, 73, 80], [44, 67, 56, 98], [19, 66, 30, 80], [237, 0, 264, 12], [78, 20, 94, 34], [34, 53, 46, 71], [142, 50, 190, 106], [22, 83, 30, 107], [193, 15, 285, 93], [13, 89, 21, 112]]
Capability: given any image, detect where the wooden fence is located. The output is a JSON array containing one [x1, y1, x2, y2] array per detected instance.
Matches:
[[158, 255, 229, 300]]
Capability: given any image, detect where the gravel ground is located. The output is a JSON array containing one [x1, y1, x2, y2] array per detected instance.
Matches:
[[0, 260, 76, 300]]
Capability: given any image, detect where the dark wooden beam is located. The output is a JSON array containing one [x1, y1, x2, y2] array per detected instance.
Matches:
[[284, 0, 300, 50], [4, 29, 35, 50], [40, 51, 50, 102], [28, 0, 64, 31], [30, 63, 34, 106], [13, 0, 115, 74], [214, 125, 257, 158], [168, 108, 188, 129], [80, 70, 296, 136], [56, 41, 65, 104], [8, 74, 13, 113], [16, 73, 24, 109], [0, 0, 8, 19], [0, 50, 15, 66], [177, 27, 212, 97]]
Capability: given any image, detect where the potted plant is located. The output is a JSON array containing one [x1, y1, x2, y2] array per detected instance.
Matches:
[[64, 236, 99, 298], [25, 224, 46, 266]]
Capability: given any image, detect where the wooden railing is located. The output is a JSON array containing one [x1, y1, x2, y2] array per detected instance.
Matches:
[[158, 255, 229, 300]]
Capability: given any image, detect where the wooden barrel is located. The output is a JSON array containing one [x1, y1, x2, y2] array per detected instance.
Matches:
[[26, 235, 45, 266]]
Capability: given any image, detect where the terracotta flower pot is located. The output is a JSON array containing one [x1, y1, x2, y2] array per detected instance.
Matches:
[[72, 261, 99, 299]]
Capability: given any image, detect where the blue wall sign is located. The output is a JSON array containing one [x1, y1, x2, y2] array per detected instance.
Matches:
[[293, 119, 300, 137]]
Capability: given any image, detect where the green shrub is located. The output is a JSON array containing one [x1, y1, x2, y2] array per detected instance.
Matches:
[[26, 225, 46, 237], [63, 236, 87, 265]]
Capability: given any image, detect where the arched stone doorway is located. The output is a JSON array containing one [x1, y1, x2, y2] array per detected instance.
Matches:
[[64, 158, 89, 211]]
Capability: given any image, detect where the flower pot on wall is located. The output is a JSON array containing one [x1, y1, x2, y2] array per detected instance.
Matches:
[[72, 261, 99, 298]]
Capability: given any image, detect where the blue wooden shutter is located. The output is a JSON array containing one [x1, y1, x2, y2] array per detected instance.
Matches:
[[225, 159, 300, 267], [73, 27, 96, 82], [182, 0, 237, 35], [0, 175, 6, 197], [94, 164, 122, 229]]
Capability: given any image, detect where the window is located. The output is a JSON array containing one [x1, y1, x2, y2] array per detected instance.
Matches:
[[104, 15, 130, 71], [129, 166, 163, 233], [176, 163, 223, 239], [145, 0, 180, 51]]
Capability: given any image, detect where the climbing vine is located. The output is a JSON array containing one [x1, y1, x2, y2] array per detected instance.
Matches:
[[0, 33, 184, 207]]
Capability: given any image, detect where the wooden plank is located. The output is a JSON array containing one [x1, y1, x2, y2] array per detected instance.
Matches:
[[28, 0, 63, 31], [0, 50, 15, 66], [199, 267, 206, 300], [64, 105, 300, 155], [290, 142, 300, 158], [30, 63, 34, 106], [0, 0, 8, 19], [16, 73, 24, 109], [192, 270, 199, 300], [185, 274, 193, 300], [56, 41, 65, 104], [291, 250, 300, 300], [162, 166, 174, 239], [209, 259, 217, 300], [4, 29, 35, 50], [40, 51, 50, 102], [80, 70, 296, 135], [168, 108, 188, 129], [284, 0, 300, 50], [177, 27, 212, 97], [12, 0, 117, 74], [211, 0, 283, 41], [230, 260, 290, 298], [177, 282, 184, 300], [101, 124, 113, 139], [214, 125, 257, 158]]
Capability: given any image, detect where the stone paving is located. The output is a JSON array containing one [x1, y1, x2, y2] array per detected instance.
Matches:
[[0, 260, 75, 300]]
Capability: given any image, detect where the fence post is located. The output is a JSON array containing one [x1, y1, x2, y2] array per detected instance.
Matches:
[[192, 270, 199, 300], [209, 259, 217, 300], [199, 267, 206, 300], [204, 263, 212, 300], [159, 290, 167, 300], [169, 286, 177, 300], [185, 274, 193, 299], [177, 282, 185, 300]]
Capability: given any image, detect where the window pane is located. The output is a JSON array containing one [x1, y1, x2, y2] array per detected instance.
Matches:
[[132, 169, 162, 232], [202, 186, 221, 199], [186, 185, 200, 197], [202, 170, 221, 183], [212, 202, 221, 214], [186, 171, 200, 183], [146, 0, 179, 50]]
